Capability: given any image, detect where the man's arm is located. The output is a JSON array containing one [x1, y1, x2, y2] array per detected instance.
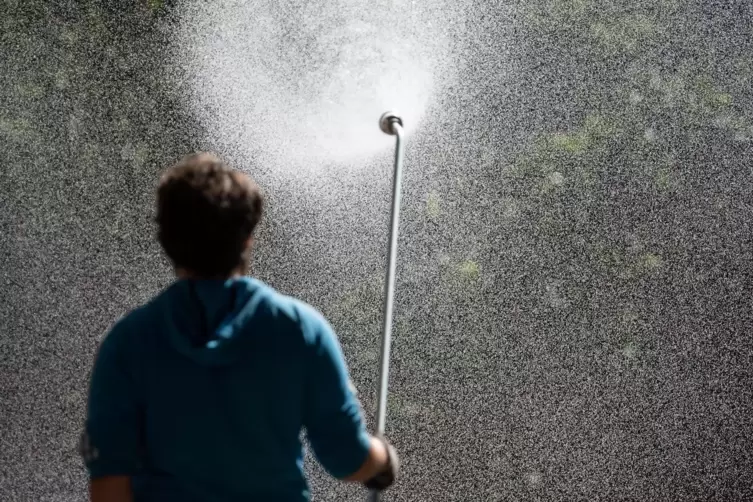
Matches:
[[80, 321, 142, 502], [300, 307, 397, 487]]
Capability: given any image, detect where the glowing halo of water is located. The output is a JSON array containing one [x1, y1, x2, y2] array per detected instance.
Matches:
[[170, 0, 463, 175]]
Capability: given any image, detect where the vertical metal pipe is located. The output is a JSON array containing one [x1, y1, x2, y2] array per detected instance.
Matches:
[[370, 120, 405, 502]]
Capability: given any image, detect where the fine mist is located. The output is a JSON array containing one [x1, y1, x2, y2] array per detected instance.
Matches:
[[170, 0, 463, 174]]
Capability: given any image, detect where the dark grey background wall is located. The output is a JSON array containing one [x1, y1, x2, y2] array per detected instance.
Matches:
[[2, 1, 752, 501]]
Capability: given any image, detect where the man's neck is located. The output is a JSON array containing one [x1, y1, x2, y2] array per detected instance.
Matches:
[[175, 268, 245, 280]]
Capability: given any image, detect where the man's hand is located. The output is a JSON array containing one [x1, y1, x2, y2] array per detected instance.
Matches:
[[363, 437, 399, 491], [90, 476, 133, 502]]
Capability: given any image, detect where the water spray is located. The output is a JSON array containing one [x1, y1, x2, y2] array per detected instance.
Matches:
[[371, 111, 405, 502], [172, 0, 464, 174]]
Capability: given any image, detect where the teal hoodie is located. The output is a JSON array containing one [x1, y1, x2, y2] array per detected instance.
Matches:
[[81, 277, 371, 502]]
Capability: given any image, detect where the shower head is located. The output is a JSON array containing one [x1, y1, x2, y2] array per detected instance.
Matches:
[[379, 111, 403, 135]]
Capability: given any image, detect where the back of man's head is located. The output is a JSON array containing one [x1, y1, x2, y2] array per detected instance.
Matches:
[[156, 152, 263, 278]]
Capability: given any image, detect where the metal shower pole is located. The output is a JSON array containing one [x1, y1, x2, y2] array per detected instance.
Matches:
[[370, 111, 406, 502]]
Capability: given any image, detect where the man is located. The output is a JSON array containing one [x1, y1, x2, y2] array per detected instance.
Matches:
[[79, 152, 399, 502]]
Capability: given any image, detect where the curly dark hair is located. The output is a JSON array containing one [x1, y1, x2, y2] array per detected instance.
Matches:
[[156, 152, 263, 277]]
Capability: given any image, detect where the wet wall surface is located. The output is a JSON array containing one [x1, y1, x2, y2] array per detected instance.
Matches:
[[2, 1, 753, 501]]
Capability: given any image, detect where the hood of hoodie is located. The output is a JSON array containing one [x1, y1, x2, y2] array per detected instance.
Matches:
[[163, 277, 264, 367]]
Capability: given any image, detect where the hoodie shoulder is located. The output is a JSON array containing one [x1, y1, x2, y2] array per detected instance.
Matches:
[[94, 299, 156, 365], [243, 279, 333, 346], [100, 280, 182, 347]]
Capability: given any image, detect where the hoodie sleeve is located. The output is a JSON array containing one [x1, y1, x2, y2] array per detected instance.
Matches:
[[300, 306, 371, 479], [80, 319, 144, 478]]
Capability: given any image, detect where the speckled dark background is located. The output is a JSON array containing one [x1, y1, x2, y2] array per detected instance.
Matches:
[[2, 1, 753, 501]]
